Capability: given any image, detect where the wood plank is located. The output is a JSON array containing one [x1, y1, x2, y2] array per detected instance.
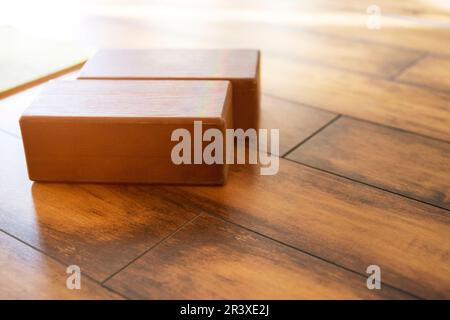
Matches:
[[105, 214, 410, 299], [159, 21, 423, 78], [78, 1, 448, 57], [170, 161, 450, 299], [325, 0, 450, 21], [184, 0, 450, 20], [0, 132, 198, 281], [0, 231, 119, 299], [260, 95, 337, 156], [263, 55, 450, 142], [286, 117, 450, 210], [397, 55, 450, 92], [312, 17, 450, 55]]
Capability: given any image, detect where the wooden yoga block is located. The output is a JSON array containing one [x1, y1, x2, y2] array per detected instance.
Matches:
[[78, 49, 260, 130], [20, 80, 232, 184]]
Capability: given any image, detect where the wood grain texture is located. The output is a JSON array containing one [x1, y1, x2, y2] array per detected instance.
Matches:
[[1, 0, 449, 300], [0, 132, 198, 281], [260, 95, 337, 156], [20, 79, 232, 184], [78, 49, 260, 130], [0, 231, 119, 299], [313, 17, 450, 55], [23, 79, 230, 118], [106, 214, 410, 299], [157, 21, 424, 78], [79, 49, 258, 80], [171, 161, 450, 299], [263, 55, 450, 142], [315, 0, 450, 21], [397, 55, 450, 93], [286, 117, 450, 210]]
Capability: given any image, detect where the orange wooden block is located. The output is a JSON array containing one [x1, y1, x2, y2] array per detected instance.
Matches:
[[20, 80, 232, 184], [78, 49, 260, 130]]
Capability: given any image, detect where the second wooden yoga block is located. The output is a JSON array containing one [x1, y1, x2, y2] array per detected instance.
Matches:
[[78, 49, 260, 131], [20, 80, 232, 184]]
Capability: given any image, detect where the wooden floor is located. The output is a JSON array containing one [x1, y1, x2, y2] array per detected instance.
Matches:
[[0, 0, 449, 299]]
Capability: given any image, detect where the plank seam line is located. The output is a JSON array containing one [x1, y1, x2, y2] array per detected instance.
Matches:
[[265, 50, 422, 81], [298, 25, 426, 57], [0, 227, 129, 300], [284, 158, 450, 214], [0, 146, 432, 298], [264, 92, 450, 146], [101, 214, 202, 285], [265, 50, 450, 98], [158, 18, 431, 82], [200, 211, 422, 299], [171, 20, 425, 62], [282, 114, 341, 157], [258, 21, 425, 55], [1, 94, 448, 148], [388, 52, 429, 80], [396, 78, 450, 96]]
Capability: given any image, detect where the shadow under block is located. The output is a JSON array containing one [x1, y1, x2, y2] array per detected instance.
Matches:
[[19, 80, 232, 184], [78, 49, 260, 130]]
